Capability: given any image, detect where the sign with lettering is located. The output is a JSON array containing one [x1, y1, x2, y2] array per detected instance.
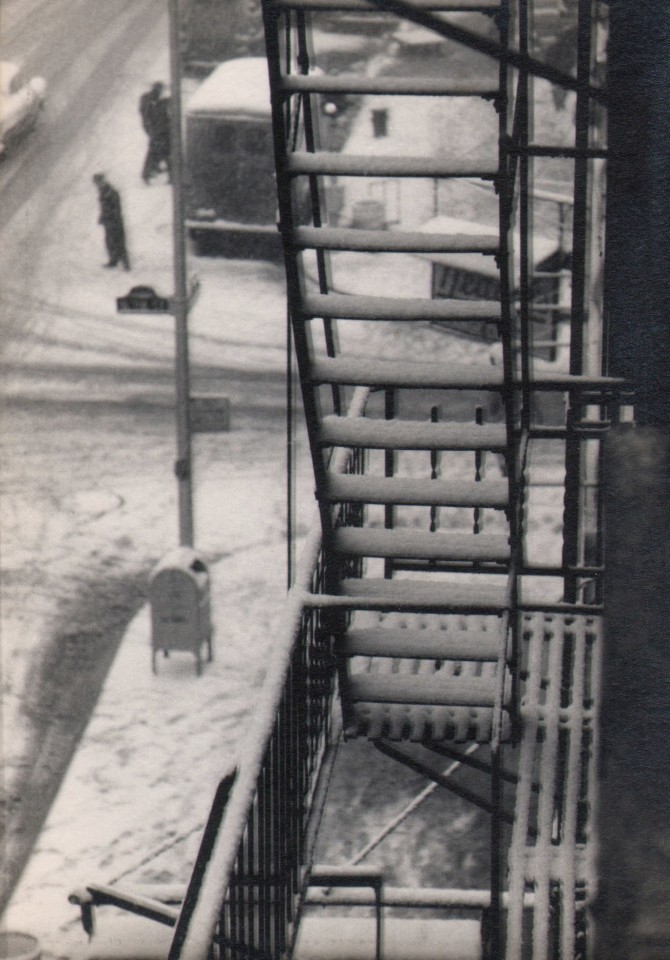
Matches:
[[431, 260, 565, 360], [117, 286, 171, 313], [190, 395, 231, 433]]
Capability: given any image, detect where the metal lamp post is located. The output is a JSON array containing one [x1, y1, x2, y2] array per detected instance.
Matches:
[[168, 0, 194, 547]]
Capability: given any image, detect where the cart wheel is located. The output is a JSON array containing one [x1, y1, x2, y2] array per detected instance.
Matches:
[[152, 649, 157, 675], [207, 633, 214, 663], [164, 649, 169, 658]]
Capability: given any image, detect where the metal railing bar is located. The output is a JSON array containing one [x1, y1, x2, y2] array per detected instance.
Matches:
[[169, 773, 238, 960], [424, 742, 541, 792], [172, 385, 372, 960], [304, 885, 536, 909], [516, 3, 532, 436], [372, 741, 525, 832], [506, 144, 608, 158], [520, 563, 602, 577], [171, 525, 323, 960], [69, 884, 180, 935], [517, 600, 603, 615], [386, 560, 602, 578], [505, 603, 544, 956], [287, 721, 343, 957], [531, 609, 565, 955], [558, 617, 587, 957]]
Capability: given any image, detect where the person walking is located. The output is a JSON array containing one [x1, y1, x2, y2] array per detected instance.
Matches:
[[139, 81, 164, 183], [93, 173, 130, 270]]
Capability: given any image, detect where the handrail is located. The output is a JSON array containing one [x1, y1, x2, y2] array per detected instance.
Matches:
[[170, 387, 371, 960], [69, 883, 180, 938], [170, 522, 324, 960]]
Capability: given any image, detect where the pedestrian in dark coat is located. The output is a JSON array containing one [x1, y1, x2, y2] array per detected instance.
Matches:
[[93, 173, 130, 270], [151, 95, 172, 182], [139, 81, 165, 182]]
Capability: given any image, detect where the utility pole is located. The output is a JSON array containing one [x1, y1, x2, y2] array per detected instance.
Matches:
[[168, 0, 194, 547]]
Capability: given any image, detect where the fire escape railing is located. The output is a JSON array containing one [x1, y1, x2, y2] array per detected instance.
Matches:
[[69, 537, 341, 960], [69, 396, 376, 960], [166, 389, 372, 960], [165, 531, 335, 960]]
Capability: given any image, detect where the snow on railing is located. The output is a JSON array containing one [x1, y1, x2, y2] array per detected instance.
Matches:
[[169, 387, 371, 960], [167, 518, 328, 960]]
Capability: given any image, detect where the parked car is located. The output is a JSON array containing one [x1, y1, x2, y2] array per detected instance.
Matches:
[[0, 60, 47, 158]]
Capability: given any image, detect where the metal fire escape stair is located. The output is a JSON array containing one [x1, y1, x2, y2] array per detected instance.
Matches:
[[65, 6, 618, 960], [252, 2, 615, 957], [262, 0, 520, 747]]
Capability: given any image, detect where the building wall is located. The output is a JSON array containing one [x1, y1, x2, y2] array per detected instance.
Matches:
[[597, 4, 670, 957]]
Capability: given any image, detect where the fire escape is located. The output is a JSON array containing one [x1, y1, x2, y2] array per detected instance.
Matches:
[[71, 2, 632, 958]]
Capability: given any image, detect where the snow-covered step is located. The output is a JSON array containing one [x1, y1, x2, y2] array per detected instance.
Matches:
[[309, 355, 624, 394], [292, 226, 500, 255], [332, 577, 511, 613], [347, 673, 501, 708], [310, 357, 504, 390], [318, 416, 507, 450], [322, 473, 509, 508], [524, 372, 626, 392], [287, 152, 499, 180], [301, 293, 501, 323], [347, 701, 506, 742], [281, 74, 500, 99], [334, 527, 510, 562], [345, 626, 502, 661]]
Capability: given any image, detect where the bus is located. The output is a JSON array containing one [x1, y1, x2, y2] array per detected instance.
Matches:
[[184, 58, 280, 258]]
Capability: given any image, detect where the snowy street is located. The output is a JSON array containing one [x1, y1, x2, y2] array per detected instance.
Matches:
[[0, 0, 305, 921]]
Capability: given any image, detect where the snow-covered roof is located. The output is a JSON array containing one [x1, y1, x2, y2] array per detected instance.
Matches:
[[417, 215, 564, 274], [186, 58, 271, 117]]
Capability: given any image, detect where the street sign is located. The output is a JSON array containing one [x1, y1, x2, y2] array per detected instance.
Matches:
[[117, 285, 171, 313], [190, 395, 231, 433]]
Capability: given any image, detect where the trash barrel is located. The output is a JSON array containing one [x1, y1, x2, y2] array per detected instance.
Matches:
[[351, 199, 386, 230], [149, 547, 213, 675]]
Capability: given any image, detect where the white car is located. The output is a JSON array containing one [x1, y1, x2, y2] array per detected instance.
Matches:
[[0, 60, 47, 158]]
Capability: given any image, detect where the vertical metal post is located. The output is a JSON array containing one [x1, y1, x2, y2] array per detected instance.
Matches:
[[430, 404, 440, 534], [287, 304, 295, 589], [490, 3, 512, 951], [168, 0, 194, 547], [262, 4, 334, 550], [295, 13, 342, 418], [562, 0, 594, 602], [517, 0, 532, 432], [473, 405, 482, 535], [384, 387, 396, 579]]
